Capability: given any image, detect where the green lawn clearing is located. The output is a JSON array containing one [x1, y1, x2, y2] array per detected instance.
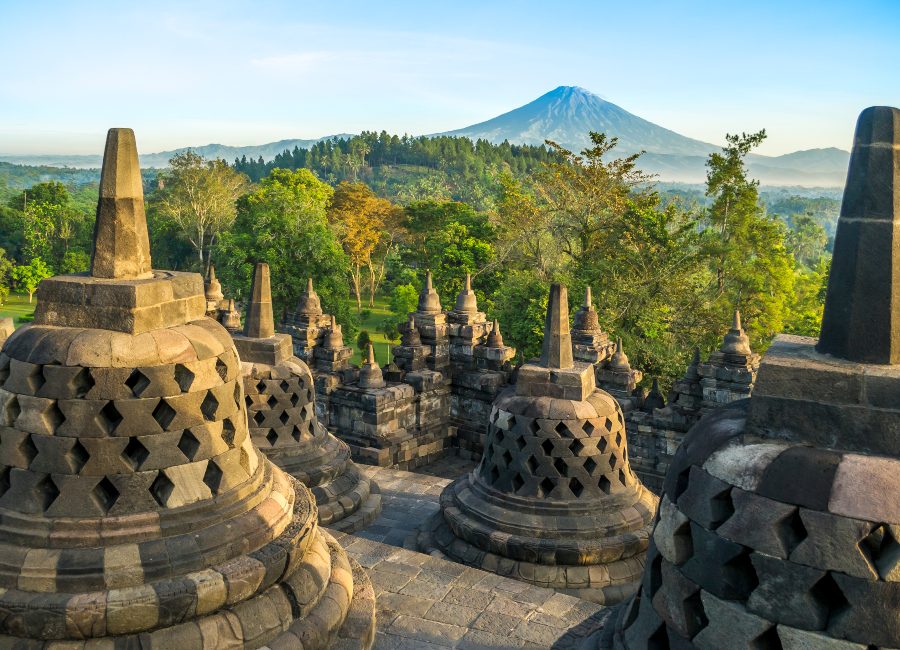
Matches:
[[0, 294, 36, 327]]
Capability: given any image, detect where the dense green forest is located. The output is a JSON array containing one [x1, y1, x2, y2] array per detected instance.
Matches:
[[0, 131, 836, 387]]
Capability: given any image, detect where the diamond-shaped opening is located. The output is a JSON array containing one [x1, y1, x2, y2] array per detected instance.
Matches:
[[292, 426, 303, 442], [289, 392, 300, 407], [538, 477, 555, 498], [541, 439, 554, 456], [92, 476, 119, 513], [495, 429, 505, 444], [174, 364, 195, 393], [215, 358, 228, 381], [810, 572, 850, 624], [598, 437, 608, 453], [609, 454, 618, 470], [615, 432, 623, 447], [501, 449, 513, 466], [604, 418, 613, 431], [306, 388, 315, 402], [722, 550, 759, 599], [526, 455, 538, 474], [553, 457, 568, 477], [583, 420, 595, 436], [750, 627, 781, 649], [619, 469, 628, 486], [507, 415, 516, 429], [571, 439, 585, 456], [101, 401, 124, 434], [490, 410, 500, 424], [570, 477, 584, 498], [221, 419, 237, 448], [859, 523, 900, 578], [178, 430, 201, 460], [554, 421, 568, 436], [149, 471, 175, 507], [512, 473, 525, 493], [123, 437, 150, 470], [266, 429, 279, 446], [203, 460, 224, 493], [35, 475, 59, 511], [19, 434, 38, 467], [515, 436, 526, 451], [279, 380, 290, 392], [673, 466, 692, 500], [528, 419, 540, 435], [489, 464, 500, 485], [255, 379, 267, 394], [253, 409, 266, 426], [200, 391, 219, 421], [68, 440, 90, 473], [152, 399, 177, 431], [26, 365, 45, 393], [0, 467, 9, 498], [46, 402, 65, 432], [279, 410, 290, 426], [72, 367, 95, 398], [125, 369, 151, 397], [584, 456, 598, 475], [245, 394, 253, 408], [599, 475, 611, 494], [266, 394, 278, 409], [648, 550, 664, 597], [709, 488, 736, 530]]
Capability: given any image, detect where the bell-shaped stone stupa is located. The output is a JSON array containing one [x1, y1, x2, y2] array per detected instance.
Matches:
[[607, 106, 900, 650], [0, 129, 375, 648], [232, 263, 381, 533], [420, 284, 657, 604]]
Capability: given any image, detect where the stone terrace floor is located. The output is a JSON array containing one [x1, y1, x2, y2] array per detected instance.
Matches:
[[329, 457, 611, 649]]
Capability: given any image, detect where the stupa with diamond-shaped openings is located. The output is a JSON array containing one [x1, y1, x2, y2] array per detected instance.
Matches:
[[605, 106, 900, 650], [0, 128, 375, 648], [231, 263, 381, 533], [419, 283, 657, 604]]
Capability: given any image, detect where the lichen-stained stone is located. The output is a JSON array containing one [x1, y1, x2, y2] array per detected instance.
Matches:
[[0, 129, 374, 648], [231, 263, 381, 534], [421, 284, 656, 604], [606, 106, 900, 650]]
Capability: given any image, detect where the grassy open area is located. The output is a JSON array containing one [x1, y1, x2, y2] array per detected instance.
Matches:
[[0, 294, 36, 327], [346, 295, 398, 366]]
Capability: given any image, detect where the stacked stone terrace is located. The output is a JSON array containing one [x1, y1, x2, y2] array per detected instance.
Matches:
[[625, 313, 761, 492], [605, 105, 900, 649], [0, 128, 375, 648]]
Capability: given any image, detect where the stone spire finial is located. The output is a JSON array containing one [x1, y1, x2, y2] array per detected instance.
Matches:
[[720, 309, 752, 356], [205, 264, 224, 302], [454, 273, 479, 313], [402, 315, 422, 346], [359, 342, 386, 388], [417, 270, 443, 313], [219, 298, 242, 332], [486, 319, 504, 348], [90, 128, 152, 279], [539, 283, 574, 369], [295, 277, 322, 315], [609, 337, 631, 372], [244, 262, 275, 339], [818, 106, 900, 364], [324, 313, 345, 349], [573, 285, 600, 332]]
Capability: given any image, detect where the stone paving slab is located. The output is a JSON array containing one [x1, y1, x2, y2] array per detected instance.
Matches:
[[331, 531, 610, 649]]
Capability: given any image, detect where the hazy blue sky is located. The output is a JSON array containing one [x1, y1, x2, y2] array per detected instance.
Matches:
[[1, 0, 897, 155]]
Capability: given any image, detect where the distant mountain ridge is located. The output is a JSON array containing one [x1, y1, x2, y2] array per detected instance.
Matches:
[[437, 86, 850, 186], [0, 86, 850, 186]]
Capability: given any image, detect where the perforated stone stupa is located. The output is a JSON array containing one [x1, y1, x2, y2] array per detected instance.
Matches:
[[0, 128, 375, 648], [232, 263, 381, 533], [606, 106, 900, 649], [419, 284, 657, 604]]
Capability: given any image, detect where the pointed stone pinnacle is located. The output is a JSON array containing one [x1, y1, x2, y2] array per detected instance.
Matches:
[[693, 346, 701, 364], [331, 314, 337, 328], [465, 274, 471, 291], [91, 128, 153, 279], [585, 286, 592, 308], [244, 263, 275, 339], [426, 271, 433, 292], [818, 106, 900, 364], [487, 319, 504, 347], [418, 270, 442, 313], [733, 310, 742, 331], [367, 342, 375, 365], [307, 277, 314, 293], [539, 283, 574, 369], [209, 266, 217, 282], [721, 310, 752, 356], [609, 337, 632, 372], [454, 273, 478, 313]]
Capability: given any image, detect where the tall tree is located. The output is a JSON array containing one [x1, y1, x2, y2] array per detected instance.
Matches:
[[703, 131, 796, 342], [154, 151, 249, 271]]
